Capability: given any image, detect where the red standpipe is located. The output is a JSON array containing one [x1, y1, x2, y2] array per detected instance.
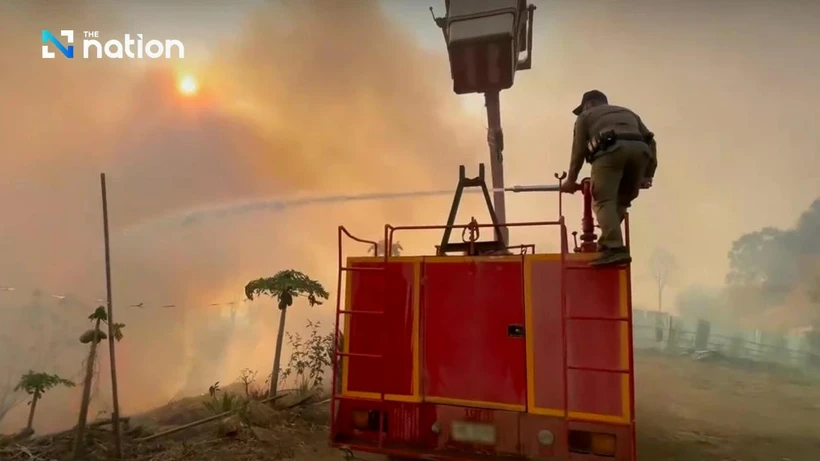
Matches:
[[579, 178, 597, 253]]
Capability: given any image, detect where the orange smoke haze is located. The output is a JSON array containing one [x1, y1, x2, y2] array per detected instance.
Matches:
[[0, 0, 486, 433], [2, 0, 820, 434]]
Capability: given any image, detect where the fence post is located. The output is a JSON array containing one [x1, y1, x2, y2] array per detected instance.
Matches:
[[694, 319, 711, 351]]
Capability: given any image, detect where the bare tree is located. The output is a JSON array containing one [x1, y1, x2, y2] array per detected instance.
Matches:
[[236, 369, 257, 397], [649, 248, 677, 312], [649, 248, 679, 351]]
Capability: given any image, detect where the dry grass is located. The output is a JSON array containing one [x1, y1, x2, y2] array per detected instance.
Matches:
[[2, 354, 818, 461], [0, 389, 326, 461]]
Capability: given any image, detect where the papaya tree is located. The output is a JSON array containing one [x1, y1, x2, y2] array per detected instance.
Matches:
[[14, 371, 75, 433], [368, 239, 403, 257], [73, 307, 124, 460], [245, 270, 329, 398]]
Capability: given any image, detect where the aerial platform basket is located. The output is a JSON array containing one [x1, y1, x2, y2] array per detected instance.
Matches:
[[443, 0, 535, 95]]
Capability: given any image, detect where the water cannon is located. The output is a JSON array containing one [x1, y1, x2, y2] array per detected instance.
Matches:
[[504, 184, 560, 193], [432, 0, 537, 246]]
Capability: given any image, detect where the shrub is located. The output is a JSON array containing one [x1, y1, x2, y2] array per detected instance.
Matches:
[[280, 320, 334, 393]]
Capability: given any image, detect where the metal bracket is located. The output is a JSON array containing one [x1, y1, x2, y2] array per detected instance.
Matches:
[[438, 164, 505, 256], [516, 4, 537, 71]]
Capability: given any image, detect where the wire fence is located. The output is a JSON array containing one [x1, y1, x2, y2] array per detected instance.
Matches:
[[0, 284, 255, 312], [633, 323, 820, 371]]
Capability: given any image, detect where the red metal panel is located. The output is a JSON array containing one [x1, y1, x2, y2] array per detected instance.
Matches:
[[528, 258, 630, 421], [527, 259, 565, 412], [422, 259, 526, 407], [346, 260, 416, 396], [565, 265, 626, 418]]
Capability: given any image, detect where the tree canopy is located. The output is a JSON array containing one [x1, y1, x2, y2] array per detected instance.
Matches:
[[82, 306, 125, 342], [680, 197, 820, 328], [15, 371, 75, 396], [245, 270, 329, 310], [725, 198, 820, 298]]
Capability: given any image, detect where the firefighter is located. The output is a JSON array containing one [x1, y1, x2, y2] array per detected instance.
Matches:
[[559, 90, 657, 266]]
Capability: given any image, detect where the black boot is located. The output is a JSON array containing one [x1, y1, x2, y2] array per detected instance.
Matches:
[[589, 247, 632, 267]]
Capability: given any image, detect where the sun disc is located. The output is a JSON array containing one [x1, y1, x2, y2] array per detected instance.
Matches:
[[178, 75, 199, 96]]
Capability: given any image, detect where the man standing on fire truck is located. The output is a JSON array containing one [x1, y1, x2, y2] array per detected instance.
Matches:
[[559, 90, 658, 267]]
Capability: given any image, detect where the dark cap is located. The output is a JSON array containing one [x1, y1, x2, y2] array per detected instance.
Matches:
[[572, 90, 608, 116]]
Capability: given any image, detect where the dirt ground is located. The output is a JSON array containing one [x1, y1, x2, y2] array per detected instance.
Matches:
[[295, 351, 820, 461], [3, 352, 818, 461], [628, 351, 820, 461]]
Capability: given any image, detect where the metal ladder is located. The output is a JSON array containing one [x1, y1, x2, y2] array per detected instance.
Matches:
[[330, 226, 391, 448], [557, 221, 637, 458]]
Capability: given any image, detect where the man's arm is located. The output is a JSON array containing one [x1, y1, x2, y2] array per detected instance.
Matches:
[[568, 115, 588, 183], [636, 115, 657, 179]]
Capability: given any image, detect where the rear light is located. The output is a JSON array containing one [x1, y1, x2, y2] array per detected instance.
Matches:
[[351, 410, 369, 429], [350, 410, 386, 432], [537, 429, 555, 446], [568, 430, 616, 457], [591, 433, 616, 456]]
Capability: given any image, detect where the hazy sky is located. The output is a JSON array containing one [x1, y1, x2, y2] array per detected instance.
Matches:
[[1, 0, 818, 433]]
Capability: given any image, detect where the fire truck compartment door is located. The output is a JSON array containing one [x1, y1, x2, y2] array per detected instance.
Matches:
[[422, 259, 527, 410]]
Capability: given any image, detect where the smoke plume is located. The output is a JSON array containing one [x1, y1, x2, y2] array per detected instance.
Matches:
[[0, 0, 484, 433]]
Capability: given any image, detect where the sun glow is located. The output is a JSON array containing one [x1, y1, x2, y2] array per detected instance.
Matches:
[[178, 75, 199, 96]]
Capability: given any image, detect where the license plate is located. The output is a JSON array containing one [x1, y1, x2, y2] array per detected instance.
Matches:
[[451, 421, 496, 445]]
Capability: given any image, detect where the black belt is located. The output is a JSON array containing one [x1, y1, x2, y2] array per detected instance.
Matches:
[[586, 131, 652, 162], [610, 133, 647, 142]]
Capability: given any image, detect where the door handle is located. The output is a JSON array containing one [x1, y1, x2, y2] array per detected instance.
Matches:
[[507, 324, 525, 338]]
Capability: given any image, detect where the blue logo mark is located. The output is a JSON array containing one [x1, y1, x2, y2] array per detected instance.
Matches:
[[42, 30, 74, 59]]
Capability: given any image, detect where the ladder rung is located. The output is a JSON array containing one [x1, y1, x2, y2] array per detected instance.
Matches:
[[568, 365, 629, 374], [341, 266, 384, 272], [567, 316, 628, 321], [336, 351, 382, 359], [339, 309, 385, 315]]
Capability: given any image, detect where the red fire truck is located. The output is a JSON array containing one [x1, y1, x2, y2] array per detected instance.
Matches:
[[329, 165, 636, 461], [330, 2, 636, 459]]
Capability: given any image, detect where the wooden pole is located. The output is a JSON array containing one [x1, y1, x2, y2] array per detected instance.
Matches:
[[100, 173, 123, 458], [484, 90, 508, 245], [134, 411, 231, 443]]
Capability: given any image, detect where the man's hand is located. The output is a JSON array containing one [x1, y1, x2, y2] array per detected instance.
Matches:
[[640, 178, 653, 189], [560, 180, 581, 194]]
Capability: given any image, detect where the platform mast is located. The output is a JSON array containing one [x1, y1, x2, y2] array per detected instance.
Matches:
[[432, 0, 536, 246]]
